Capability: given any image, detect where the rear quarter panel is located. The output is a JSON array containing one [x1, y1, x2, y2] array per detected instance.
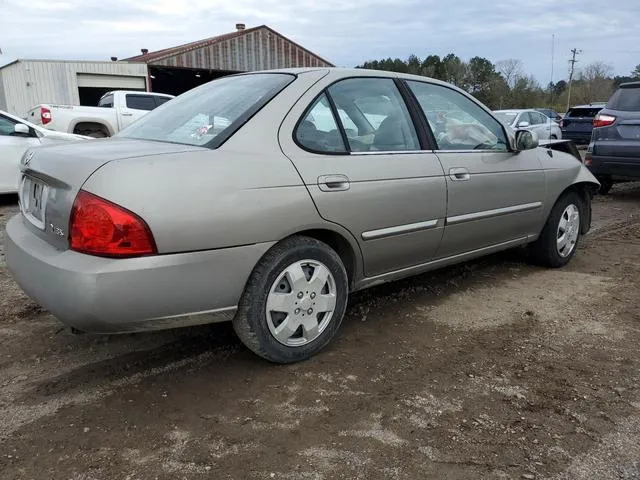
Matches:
[[81, 70, 356, 255]]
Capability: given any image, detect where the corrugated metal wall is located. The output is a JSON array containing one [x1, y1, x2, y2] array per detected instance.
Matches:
[[151, 27, 331, 71], [0, 61, 148, 117]]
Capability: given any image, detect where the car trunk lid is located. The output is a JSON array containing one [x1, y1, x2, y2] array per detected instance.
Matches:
[[562, 107, 602, 133], [18, 138, 205, 251]]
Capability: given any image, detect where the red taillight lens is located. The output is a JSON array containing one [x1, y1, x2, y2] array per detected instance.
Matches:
[[41, 107, 51, 125], [559, 120, 564, 128], [584, 152, 593, 166], [69, 190, 157, 257], [593, 114, 616, 128]]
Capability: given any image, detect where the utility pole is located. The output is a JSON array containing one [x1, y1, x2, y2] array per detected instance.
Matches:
[[566, 48, 581, 112]]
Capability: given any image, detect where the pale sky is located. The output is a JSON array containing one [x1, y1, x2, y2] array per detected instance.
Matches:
[[1, 0, 639, 83]]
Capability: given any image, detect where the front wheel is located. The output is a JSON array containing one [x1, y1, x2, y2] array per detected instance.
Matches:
[[529, 191, 583, 268], [233, 236, 349, 363]]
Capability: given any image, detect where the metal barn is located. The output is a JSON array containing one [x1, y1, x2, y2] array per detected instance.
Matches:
[[125, 24, 334, 96], [0, 60, 148, 117], [0, 24, 333, 117]]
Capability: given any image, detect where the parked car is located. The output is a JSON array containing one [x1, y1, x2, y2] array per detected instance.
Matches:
[[27, 90, 174, 138], [560, 104, 604, 145], [0, 109, 89, 194], [494, 109, 562, 140], [5, 68, 599, 363], [585, 81, 640, 194], [536, 108, 563, 123]]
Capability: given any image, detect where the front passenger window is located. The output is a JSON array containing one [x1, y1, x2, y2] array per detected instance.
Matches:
[[407, 81, 508, 151], [295, 94, 347, 153]]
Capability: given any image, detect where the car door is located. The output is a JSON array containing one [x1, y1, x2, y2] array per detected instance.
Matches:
[[404, 80, 545, 259], [279, 75, 447, 278], [531, 111, 551, 139], [120, 94, 157, 129], [0, 114, 41, 193]]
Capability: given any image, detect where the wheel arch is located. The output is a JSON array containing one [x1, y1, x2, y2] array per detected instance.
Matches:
[[554, 181, 599, 235], [285, 227, 363, 289]]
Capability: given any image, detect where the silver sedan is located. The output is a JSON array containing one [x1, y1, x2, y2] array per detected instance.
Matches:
[[495, 109, 563, 140], [5, 68, 598, 363]]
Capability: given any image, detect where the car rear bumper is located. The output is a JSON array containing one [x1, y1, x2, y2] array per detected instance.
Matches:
[[562, 131, 592, 144], [5, 215, 274, 333], [588, 154, 640, 180]]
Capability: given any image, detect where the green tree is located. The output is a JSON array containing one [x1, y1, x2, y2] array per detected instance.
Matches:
[[441, 53, 466, 87], [633, 64, 640, 79]]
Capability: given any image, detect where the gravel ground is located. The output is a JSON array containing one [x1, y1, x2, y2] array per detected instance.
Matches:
[[0, 183, 639, 480]]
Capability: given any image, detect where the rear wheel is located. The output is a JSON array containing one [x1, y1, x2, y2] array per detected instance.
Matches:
[[529, 191, 582, 268], [233, 236, 348, 363], [550, 134, 558, 140]]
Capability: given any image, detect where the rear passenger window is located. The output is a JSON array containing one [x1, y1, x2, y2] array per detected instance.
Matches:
[[98, 94, 114, 108], [295, 94, 347, 153], [155, 96, 172, 107], [126, 95, 157, 111], [329, 78, 420, 152]]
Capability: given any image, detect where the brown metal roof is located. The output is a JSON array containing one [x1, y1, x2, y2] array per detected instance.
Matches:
[[124, 25, 334, 67]]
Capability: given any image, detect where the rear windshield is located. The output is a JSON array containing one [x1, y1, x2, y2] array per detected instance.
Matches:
[[607, 86, 640, 111], [566, 108, 601, 118], [118, 73, 295, 148]]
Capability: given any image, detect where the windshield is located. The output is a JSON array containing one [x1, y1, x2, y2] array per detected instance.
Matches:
[[118, 73, 295, 148], [494, 112, 518, 125], [566, 108, 601, 118]]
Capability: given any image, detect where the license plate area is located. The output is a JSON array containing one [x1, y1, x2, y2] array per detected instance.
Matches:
[[20, 176, 49, 230]]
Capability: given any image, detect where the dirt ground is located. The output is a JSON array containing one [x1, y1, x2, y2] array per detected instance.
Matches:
[[1, 183, 640, 480]]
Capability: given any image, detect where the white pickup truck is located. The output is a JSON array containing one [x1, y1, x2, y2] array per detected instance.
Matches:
[[26, 90, 174, 138]]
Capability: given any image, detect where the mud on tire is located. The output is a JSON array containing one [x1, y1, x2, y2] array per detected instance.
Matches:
[[233, 236, 349, 364]]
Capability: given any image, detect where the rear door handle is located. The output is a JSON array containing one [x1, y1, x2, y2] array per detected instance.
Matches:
[[449, 167, 471, 182], [318, 174, 350, 192], [121, 112, 134, 117]]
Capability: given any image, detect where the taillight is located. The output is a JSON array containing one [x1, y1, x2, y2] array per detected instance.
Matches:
[[40, 107, 51, 125], [584, 152, 593, 166], [559, 120, 564, 129], [593, 114, 616, 128], [69, 190, 157, 257]]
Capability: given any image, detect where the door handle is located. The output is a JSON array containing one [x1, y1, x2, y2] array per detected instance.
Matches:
[[121, 112, 134, 117], [318, 174, 350, 192], [449, 167, 470, 182]]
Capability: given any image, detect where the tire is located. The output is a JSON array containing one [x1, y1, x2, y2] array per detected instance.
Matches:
[[233, 236, 349, 364], [550, 134, 558, 140], [529, 191, 583, 268], [598, 178, 613, 195], [87, 131, 108, 139]]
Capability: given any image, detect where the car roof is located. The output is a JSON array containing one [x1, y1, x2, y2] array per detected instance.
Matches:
[[247, 67, 472, 90]]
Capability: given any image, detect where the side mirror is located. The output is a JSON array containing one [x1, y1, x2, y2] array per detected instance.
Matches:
[[515, 130, 538, 151], [517, 121, 530, 128], [14, 123, 30, 135]]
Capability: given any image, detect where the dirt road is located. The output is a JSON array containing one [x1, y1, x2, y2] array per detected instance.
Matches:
[[1, 185, 639, 480]]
